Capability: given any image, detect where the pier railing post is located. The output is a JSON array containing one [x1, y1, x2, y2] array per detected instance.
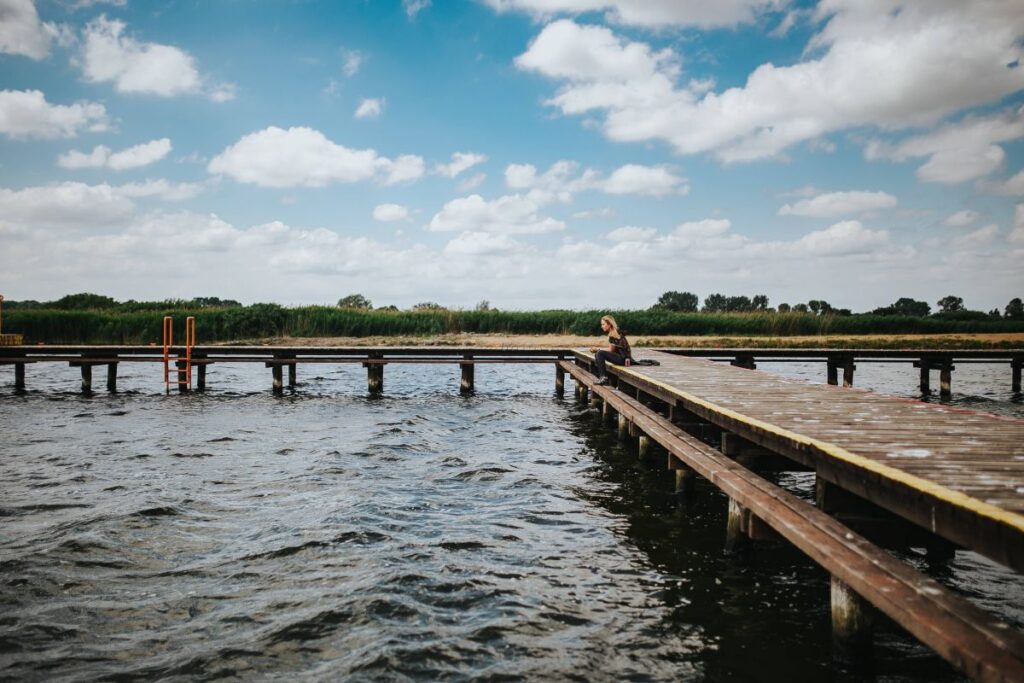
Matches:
[[14, 362, 25, 390]]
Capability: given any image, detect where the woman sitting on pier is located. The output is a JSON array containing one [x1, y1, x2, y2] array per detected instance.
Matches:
[[591, 315, 632, 385]]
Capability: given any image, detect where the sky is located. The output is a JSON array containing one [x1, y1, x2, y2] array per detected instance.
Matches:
[[0, 0, 1022, 312]]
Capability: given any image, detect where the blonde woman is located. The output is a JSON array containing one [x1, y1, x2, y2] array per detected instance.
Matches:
[[589, 315, 632, 385]]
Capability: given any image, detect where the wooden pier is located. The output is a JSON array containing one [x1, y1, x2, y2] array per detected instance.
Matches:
[[566, 349, 1024, 681], [3, 343, 1024, 679]]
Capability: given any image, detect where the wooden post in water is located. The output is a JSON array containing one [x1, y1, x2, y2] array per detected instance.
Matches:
[[830, 576, 874, 664], [288, 363, 297, 388], [939, 363, 954, 398], [14, 362, 25, 390], [367, 364, 383, 394], [80, 364, 92, 393], [460, 356, 474, 394], [197, 364, 206, 391], [1012, 359, 1022, 393], [601, 399, 611, 425], [555, 366, 565, 397], [617, 413, 628, 441], [827, 361, 839, 386], [271, 364, 283, 393], [725, 498, 750, 554], [106, 363, 118, 392], [731, 355, 756, 370], [673, 464, 696, 496], [843, 362, 856, 387], [915, 360, 931, 395], [638, 434, 650, 459]]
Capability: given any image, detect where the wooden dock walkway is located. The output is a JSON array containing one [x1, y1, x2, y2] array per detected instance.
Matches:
[[575, 349, 1024, 572]]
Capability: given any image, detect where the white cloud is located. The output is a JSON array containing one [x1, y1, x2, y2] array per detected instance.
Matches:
[[115, 179, 204, 201], [952, 224, 999, 248], [778, 190, 897, 218], [483, 0, 781, 28], [944, 210, 979, 228], [0, 89, 108, 139], [373, 203, 411, 222], [0, 182, 134, 227], [207, 127, 425, 188], [1011, 204, 1024, 244], [341, 48, 365, 77], [573, 207, 615, 220], [982, 169, 1024, 196], [428, 193, 565, 235], [0, 0, 58, 59], [435, 152, 487, 178], [443, 231, 519, 256], [457, 172, 486, 192], [504, 160, 686, 198], [515, 4, 1024, 162], [791, 220, 889, 256], [58, 138, 172, 170], [866, 108, 1024, 184], [355, 97, 384, 119], [78, 16, 234, 100], [404, 0, 431, 18], [674, 219, 731, 239], [607, 225, 656, 242]]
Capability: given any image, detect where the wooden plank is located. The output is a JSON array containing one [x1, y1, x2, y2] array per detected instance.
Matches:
[[561, 360, 1024, 683]]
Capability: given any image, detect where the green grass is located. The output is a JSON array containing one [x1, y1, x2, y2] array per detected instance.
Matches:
[[5, 307, 1024, 344]]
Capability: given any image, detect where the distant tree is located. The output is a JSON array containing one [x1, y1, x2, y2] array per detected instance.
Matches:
[[777, 303, 791, 313], [988, 308, 1002, 318], [793, 303, 810, 313], [655, 290, 699, 312], [1006, 297, 1024, 320], [191, 296, 242, 308], [808, 300, 833, 316], [475, 300, 493, 312], [834, 308, 853, 316], [725, 295, 753, 312], [412, 301, 445, 311], [873, 297, 931, 317], [702, 293, 728, 312], [751, 294, 769, 310], [51, 293, 118, 310], [377, 305, 399, 312], [337, 294, 372, 309], [937, 295, 964, 313]]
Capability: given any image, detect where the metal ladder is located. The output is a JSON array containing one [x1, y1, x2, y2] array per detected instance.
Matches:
[[163, 316, 196, 391]]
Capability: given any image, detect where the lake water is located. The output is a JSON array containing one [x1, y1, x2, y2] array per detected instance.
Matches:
[[1, 358, 1022, 681]]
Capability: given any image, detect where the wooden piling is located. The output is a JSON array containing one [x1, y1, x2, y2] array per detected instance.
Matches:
[[831, 576, 874, 664], [1012, 359, 1021, 393], [14, 362, 25, 390], [827, 362, 839, 386], [731, 355, 756, 370], [367, 363, 383, 393], [272, 364, 283, 393], [106, 363, 118, 392], [842, 363, 856, 387], [460, 358, 474, 394], [638, 434, 650, 458], [725, 498, 750, 553], [916, 360, 931, 395], [601, 399, 611, 425], [288, 363, 297, 388], [555, 366, 565, 397], [940, 364, 954, 398], [80, 364, 92, 393], [617, 413, 628, 441], [197, 364, 206, 391]]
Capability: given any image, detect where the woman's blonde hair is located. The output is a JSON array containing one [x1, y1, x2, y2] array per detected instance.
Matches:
[[600, 315, 621, 337]]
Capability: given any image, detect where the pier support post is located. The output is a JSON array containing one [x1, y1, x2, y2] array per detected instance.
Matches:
[[638, 434, 650, 459], [14, 362, 25, 390], [617, 413, 628, 441], [106, 363, 118, 392], [80, 364, 92, 393], [731, 355, 756, 370], [555, 366, 565, 397], [830, 576, 874, 664], [725, 498, 750, 554], [367, 363, 383, 394], [1012, 359, 1021, 393], [843, 363, 856, 387], [939, 363, 954, 399], [827, 362, 838, 386], [197, 364, 206, 391], [915, 360, 931, 395], [288, 363, 297, 388], [673, 465, 696, 496], [460, 358, 474, 394], [271, 364, 283, 393], [601, 400, 611, 425]]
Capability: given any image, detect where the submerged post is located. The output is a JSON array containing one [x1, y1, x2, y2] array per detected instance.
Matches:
[[638, 434, 650, 458], [827, 361, 839, 386], [271, 364, 283, 393], [197, 363, 207, 391], [288, 363, 297, 388], [14, 362, 25, 390], [843, 362, 856, 387], [725, 498, 750, 554], [916, 360, 931, 395], [617, 413, 628, 441], [80, 364, 92, 393], [939, 363, 954, 398], [106, 363, 118, 392], [555, 366, 565, 397], [1013, 359, 1022, 393], [460, 355, 474, 394], [830, 576, 874, 664]]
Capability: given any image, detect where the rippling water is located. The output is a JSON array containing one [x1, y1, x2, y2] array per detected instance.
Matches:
[[1, 359, 1021, 681]]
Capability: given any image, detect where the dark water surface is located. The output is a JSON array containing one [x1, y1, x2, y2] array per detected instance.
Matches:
[[1, 360, 1022, 681]]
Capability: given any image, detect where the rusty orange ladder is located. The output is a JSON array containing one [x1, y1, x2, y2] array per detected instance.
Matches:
[[162, 316, 196, 391]]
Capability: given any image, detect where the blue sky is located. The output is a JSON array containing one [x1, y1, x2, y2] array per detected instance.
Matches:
[[1, 0, 1022, 311]]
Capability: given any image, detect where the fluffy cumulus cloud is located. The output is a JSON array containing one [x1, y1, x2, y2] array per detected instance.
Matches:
[[944, 210, 979, 228], [58, 138, 172, 170], [1011, 204, 1024, 244], [0, 89, 108, 139], [428, 193, 565, 234], [78, 16, 234, 100], [984, 170, 1024, 196], [435, 152, 488, 178], [791, 220, 889, 256], [505, 160, 686, 198], [866, 107, 1024, 184], [515, 3, 1024, 162], [606, 225, 656, 242], [355, 97, 384, 119], [778, 190, 897, 218], [0, 0, 59, 59], [483, 0, 781, 28], [207, 127, 425, 188], [372, 203, 411, 222]]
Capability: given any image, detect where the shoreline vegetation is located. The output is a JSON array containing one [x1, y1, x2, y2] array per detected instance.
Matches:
[[2, 293, 1022, 347]]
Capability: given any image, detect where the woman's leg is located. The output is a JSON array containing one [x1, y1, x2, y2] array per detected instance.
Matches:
[[595, 350, 625, 379]]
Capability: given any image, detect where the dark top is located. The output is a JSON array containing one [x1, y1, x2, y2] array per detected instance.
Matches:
[[609, 333, 632, 360]]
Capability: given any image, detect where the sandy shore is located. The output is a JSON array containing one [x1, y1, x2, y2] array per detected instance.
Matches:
[[224, 332, 1024, 349]]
